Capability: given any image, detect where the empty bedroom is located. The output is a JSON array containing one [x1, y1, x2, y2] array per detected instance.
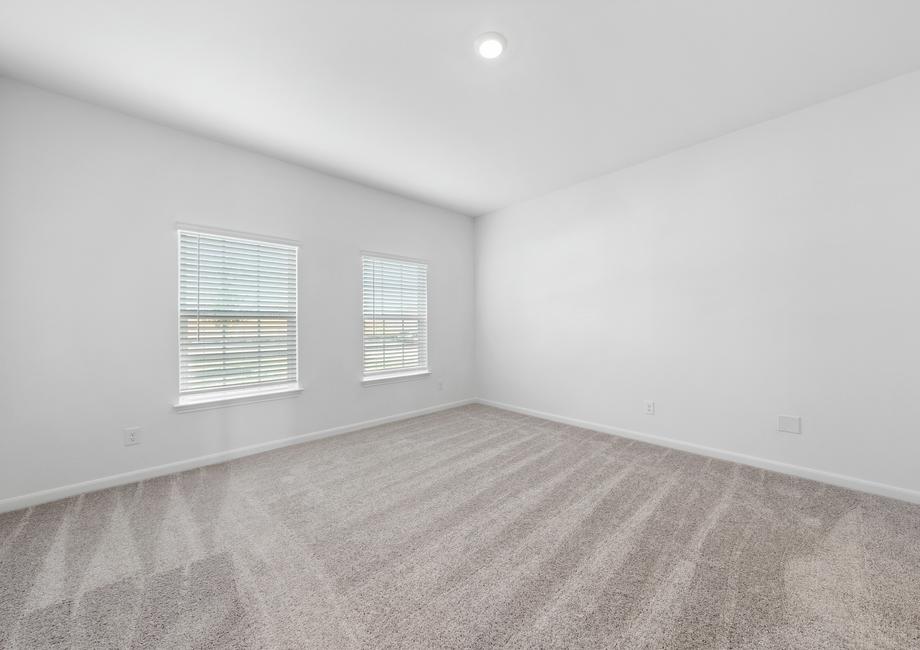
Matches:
[[1, 1, 919, 648]]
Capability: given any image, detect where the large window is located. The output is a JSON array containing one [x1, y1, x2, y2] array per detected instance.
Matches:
[[178, 228, 298, 405], [362, 254, 429, 381]]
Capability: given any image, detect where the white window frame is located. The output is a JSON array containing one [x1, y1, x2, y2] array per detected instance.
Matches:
[[361, 252, 430, 385], [174, 224, 301, 410]]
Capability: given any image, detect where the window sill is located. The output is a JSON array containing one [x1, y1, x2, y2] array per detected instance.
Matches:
[[362, 370, 430, 386], [174, 385, 303, 412]]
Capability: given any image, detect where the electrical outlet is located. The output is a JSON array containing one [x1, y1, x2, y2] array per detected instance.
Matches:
[[437, 380, 444, 391], [124, 427, 141, 446], [778, 415, 802, 435], [644, 400, 655, 415]]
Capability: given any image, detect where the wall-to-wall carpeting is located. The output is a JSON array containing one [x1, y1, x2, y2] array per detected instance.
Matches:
[[1, 405, 918, 648]]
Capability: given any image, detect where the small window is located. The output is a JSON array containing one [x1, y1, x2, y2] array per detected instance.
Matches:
[[178, 228, 298, 405], [362, 254, 429, 381]]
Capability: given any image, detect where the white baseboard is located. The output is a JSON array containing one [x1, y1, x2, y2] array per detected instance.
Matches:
[[477, 398, 920, 505], [7, 396, 916, 512], [0, 398, 475, 514]]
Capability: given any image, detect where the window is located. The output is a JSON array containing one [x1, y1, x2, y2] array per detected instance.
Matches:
[[178, 228, 299, 406], [362, 254, 429, 381]]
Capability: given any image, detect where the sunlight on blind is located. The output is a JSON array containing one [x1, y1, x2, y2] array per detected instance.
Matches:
[[179, 230, 298, 399], [362, 255, 428, 377]]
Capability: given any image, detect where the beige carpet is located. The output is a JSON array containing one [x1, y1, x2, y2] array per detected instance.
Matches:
[[1, 404, 919, 649]]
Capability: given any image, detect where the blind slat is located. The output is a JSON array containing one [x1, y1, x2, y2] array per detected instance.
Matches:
[[361, 255, 428, 377], [179, 230, 298, 398]]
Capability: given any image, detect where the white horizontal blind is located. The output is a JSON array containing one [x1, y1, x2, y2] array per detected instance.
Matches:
[[179, 229, 298, 398], [362, 255, 428, 377]]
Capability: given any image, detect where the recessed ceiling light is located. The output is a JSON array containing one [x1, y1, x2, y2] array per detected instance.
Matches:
[[475, 32, 506, 60]]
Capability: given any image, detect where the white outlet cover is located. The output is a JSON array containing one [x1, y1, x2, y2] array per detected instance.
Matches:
[[644, 400, 655, 415], [124, 427, 141, 446], [777, 415, 802, 434]]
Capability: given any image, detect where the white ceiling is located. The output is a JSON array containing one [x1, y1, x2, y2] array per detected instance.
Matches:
[[2, 1, 920, 216]]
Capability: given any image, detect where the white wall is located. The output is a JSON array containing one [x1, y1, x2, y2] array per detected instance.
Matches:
[[0, 78, 475, 504], [476, 71, 920, 499]]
